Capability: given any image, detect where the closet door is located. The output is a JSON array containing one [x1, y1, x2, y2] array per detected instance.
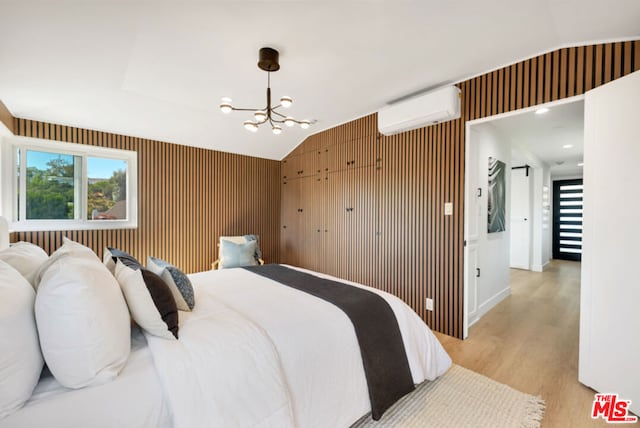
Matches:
[[281, 155, 301, 181], [324, 170, 349, 278], [345, 165, 379, 286], [280, 178, 301, 266], [299, 149, 321, 178], [299, 174, 326, 271]]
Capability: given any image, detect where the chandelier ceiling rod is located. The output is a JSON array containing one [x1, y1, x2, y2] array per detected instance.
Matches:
[[219, 47, 312, 134]]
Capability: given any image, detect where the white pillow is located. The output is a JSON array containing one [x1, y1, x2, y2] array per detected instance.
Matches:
[[103, 248, 116, 274], [0, 242, 48, 287], [115, 260, 178, 340], [0, 261, 43, 419], [32, 237, 98, 288], [35, 239, 131, 389]]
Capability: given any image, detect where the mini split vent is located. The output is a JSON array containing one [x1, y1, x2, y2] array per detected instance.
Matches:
[[377, 85, 461, 136]]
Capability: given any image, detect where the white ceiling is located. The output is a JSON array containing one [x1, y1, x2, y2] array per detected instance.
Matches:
[[488, 100, 584, 177], [0, 1, 639, 160]]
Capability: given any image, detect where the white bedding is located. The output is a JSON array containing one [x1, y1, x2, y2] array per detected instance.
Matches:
[[0, 327, 171, 428], [2, 265, 451, 428], [146, 265, 451, 428]]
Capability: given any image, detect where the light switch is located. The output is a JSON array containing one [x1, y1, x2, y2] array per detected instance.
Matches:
[[426, 298, 434, 311], [444, 202, 453, 216]]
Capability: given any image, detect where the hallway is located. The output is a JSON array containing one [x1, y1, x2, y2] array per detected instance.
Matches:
[[435, 261, 621, 427]]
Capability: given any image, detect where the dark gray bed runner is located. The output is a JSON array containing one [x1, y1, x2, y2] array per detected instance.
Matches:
[[243, 264, 414, 420]]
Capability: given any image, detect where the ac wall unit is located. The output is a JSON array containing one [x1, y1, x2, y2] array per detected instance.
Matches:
[[377, 85, 461, 136]]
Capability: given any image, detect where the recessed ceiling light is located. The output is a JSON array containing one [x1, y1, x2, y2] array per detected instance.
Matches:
[[578, 162, 584, 166], [563, 144, 573, 149], [535, 107, 549, 115]]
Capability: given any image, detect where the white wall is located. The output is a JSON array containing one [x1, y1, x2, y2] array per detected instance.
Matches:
[[468, 124, 511, 326], [551, 173, 583, 181], [580, 70, 640, 415]]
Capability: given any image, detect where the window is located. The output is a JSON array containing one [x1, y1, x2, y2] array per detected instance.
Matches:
[[2, 136, 137, 231]]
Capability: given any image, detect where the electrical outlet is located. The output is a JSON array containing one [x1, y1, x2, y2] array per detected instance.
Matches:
[[426, 298, 434, 311], [444, 202, 453, 216]]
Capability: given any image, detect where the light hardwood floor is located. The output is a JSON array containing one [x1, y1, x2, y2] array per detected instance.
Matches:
[[434, 260, 634, 427]]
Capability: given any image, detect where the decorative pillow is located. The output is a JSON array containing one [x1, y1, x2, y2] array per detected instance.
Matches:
[[0, 241, 48, 288], [147, 256, 195, 311], [35, 239, 130, 389], [104, 247, 142, 273], [115, 260, 179, 339], [219, 240, 259, 269], [0, 261, 44, 419], [32, 237, 98, 288], [243, 234, 262, 261]]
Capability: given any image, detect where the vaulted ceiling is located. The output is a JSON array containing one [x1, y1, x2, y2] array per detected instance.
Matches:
[[0, 1, 639, 160]]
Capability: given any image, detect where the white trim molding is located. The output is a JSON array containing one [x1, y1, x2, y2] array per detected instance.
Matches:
[[1, 135, 138, 232]]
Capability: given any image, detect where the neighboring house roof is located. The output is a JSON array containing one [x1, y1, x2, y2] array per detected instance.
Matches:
[[94, 200, 126, 220]]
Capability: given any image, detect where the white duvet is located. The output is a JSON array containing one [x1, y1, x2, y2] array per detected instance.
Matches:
[[145, 265, 451, 428]]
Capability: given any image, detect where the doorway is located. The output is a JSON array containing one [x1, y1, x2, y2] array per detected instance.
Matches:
[[552, 179, 583, 261], [463, 96, 585, 337]]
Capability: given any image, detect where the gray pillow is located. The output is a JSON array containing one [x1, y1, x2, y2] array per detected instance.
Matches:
[[147, 257, 195, 311], [219, 240, 259, 269]]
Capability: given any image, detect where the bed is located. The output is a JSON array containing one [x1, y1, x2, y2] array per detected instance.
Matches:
[[0, 327, 172, 428], [2, 254, 451, 427]]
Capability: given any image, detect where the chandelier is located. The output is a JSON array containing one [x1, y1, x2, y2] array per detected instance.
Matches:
[[219, 47, 311, 134]]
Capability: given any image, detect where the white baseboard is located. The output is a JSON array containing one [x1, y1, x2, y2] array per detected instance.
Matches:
[[476, 286, 511, 319], [531, 261, 550, 272], [468, 314, 480, 329], [510, 264, 530, 270]]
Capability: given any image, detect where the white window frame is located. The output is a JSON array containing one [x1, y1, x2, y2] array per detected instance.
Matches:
[[1, 136, 138, 231]]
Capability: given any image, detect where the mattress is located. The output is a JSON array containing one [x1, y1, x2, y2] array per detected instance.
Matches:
[[0, 327, 171, 428]]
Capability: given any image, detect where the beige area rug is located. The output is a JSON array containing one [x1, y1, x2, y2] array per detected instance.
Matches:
[[351, 364, 545, 428]]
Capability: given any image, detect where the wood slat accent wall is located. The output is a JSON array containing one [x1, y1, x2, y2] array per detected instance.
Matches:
[[10, 118, 281, 273], [0, 100, 14, 134], [281, 41, 640, 339]]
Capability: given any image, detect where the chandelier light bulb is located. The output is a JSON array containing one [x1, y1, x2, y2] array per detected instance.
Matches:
[[284, 117, 295, 127], [219, 100, 233, 114], [243, 120, 258, 132], [280, 96, 293, 108], [254, 110, 267, 123], [272, 125, 282, 135], [300, 120, 311, 129]]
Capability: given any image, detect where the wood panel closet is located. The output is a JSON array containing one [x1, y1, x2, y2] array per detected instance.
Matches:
[[281, 131, 381, 283]]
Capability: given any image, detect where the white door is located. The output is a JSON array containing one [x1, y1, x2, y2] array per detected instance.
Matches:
[[510, 168, 531, 269], [580, 70, 640, 416]]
